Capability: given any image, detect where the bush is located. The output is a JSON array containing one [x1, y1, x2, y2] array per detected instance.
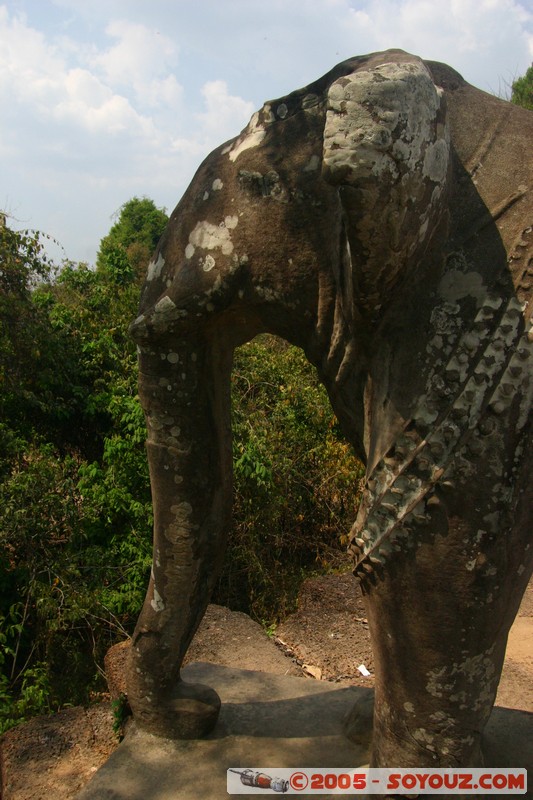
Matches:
[[215, 335, 364, 623], [0, 438, 152, 730], [0, 230, 153, 729], [511, 64, 533, 111], [0, 207, 363, 729]]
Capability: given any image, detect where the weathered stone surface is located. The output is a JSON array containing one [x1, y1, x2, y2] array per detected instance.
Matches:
[[76, 663, 372, 800], [76, 664, 533, 800], [105, 604, 305, 701], [126, 47, 533, 769], [1, 577, 532, 799]]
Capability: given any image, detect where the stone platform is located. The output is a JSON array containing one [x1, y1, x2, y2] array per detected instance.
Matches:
[[76, 662, 371, 800], [76, 662, 533, 800]]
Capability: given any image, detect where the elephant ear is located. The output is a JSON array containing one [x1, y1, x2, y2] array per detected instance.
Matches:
[[323, 58, 450, 319]]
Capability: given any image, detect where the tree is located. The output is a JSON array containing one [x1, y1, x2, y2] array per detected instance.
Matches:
[[219, 335, 364, 622], [96, 197, 168, 282], [0, 221, 82, 455], [0, 211, 153, 731], [511, 64, 533, 111]]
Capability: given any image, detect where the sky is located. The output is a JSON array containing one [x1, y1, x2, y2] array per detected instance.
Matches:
[[1, 0, 532, 266]]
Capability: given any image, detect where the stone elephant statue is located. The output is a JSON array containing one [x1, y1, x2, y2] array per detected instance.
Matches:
[[127, 49, 533, 770]]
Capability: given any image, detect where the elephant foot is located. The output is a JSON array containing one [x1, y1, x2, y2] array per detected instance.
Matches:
[[134, 679, 221, 739]]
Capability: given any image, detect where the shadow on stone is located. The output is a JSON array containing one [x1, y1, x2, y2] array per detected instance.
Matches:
[[76, 663, 533, 800]]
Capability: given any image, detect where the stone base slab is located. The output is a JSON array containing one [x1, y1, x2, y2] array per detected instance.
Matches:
[[76, 662, 533, 800]]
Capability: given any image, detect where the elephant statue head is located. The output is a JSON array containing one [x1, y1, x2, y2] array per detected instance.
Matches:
[[127, 49, 533, 770]]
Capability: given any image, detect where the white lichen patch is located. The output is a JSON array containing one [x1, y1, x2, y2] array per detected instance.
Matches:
[[185, 243, 195, 259], [188, 220, 234, 255], [438, 270, 486, 304], [423, 139, 449, 183], [324, 60, 449, 187], [229, 111, 266, 162], [170, 502, 193, 521], [154, 296, 176, 314], [413, 728, 435, 745], [425, 646, 497, 712], [150, 587, 165, 613], [426, 666, 451, 699], [261, 104, 275, 124], [254, 284, 280, 302], [224, 215, 239, 229], [146, 252, 165, 282], [165, 500, 196, 545], [212, 178, 223, 191], [202, 254, 216, 272], [304, 154, 320, 172], [322, 58, 449, 310], [132, 314, 147, 337]]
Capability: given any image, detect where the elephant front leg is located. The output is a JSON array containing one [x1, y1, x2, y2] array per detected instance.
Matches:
[[126, 335, 233, 738]]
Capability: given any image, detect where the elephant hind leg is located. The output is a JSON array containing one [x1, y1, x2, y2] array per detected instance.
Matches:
[[361, 526, 513, 769]]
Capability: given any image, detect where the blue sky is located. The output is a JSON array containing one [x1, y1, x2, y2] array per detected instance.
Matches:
[[1, 0, 532, 265]]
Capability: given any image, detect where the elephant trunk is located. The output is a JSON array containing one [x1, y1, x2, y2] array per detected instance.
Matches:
[[126, 332, 233, 737]]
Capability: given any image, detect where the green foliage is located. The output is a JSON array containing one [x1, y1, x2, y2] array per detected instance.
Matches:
[[0, 447, 90, 722], [511, 64, 533, 110], [111, 692, 132, 740], [0, 215, 153, 731], [0, 225, 72, 445], [0, 439, 151, 724], [97, 241, 135, 286], [215, 335, 364, 622], [96, 197, 168, 281], [0, 200, 363, 733], [0, 660, 52, 734], [0, 221, 57, 284]]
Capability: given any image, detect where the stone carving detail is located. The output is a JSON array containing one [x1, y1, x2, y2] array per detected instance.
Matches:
[[351, 285, 532, 578]]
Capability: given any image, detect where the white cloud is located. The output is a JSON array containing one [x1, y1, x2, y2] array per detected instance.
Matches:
[[0, 7, 62, 108], [52, 68, 156, 135], [142, 74, 184, 109], [89, 19, 181, 107], [342, 0, 532, 91], [1, 0, 532, 265], [196, 80, 255, 141], [96, 20, 177, 83], [0, 8, 158, 139]]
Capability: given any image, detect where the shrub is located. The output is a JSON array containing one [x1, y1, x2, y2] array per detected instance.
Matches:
[[215, 335, 364, 622]]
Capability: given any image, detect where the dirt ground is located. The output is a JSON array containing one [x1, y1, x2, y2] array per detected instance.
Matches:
[[1, 572, 532, 800]]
